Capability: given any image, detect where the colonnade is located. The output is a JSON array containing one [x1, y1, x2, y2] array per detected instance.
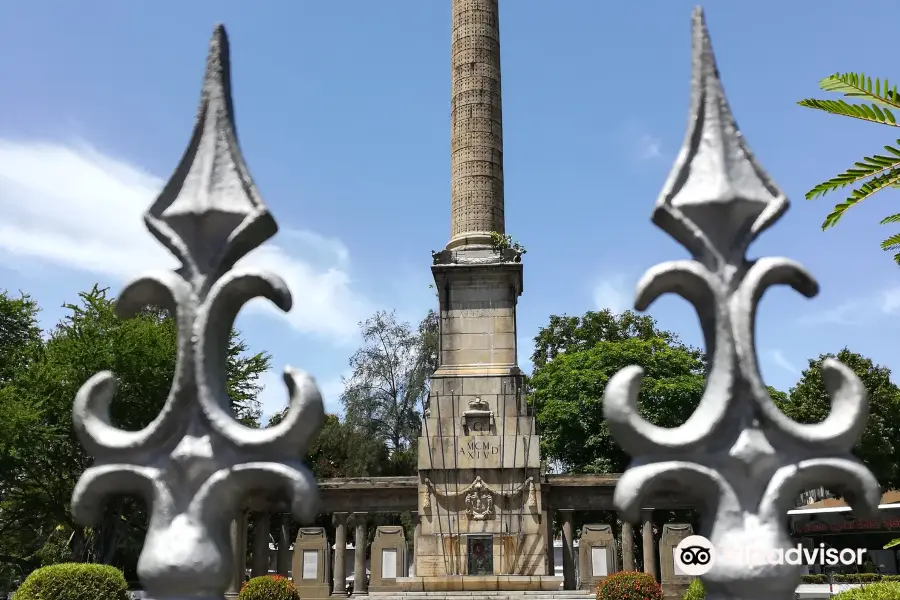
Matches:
[[226, 508, 665, 595]]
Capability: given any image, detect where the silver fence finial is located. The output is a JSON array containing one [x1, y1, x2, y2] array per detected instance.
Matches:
[[603, 7, 881, 600], [70, 25, 324, 600]]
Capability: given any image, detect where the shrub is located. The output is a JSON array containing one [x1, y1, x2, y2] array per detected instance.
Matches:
[[803, 574, 828, 584], [682, 578, 705, 600], [239, 575, 300, 600], [596, 571, 663, 600], [835, 573, 883, 583], [15, 563, 129, 600], [832, 582, 900, 600]]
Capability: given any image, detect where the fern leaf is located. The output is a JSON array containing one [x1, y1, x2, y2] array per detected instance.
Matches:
[[798, 99, 899, 126], [819, 72, 900, 109], [882, 233, 900, 251], [819, 168, 900, 229], [880, 213, 900, 225], [806, 144, 900, 201]]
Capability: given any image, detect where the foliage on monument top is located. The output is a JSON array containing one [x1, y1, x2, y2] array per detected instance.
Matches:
[[775, 348, 900, 491], [340, 309, 438, 455], [14, 563, 129, 600], [489, 231, 526, 255], [0, 285, 271, 579], [799, 72, 900, 264], [239, 574, 300, 600], [596, 571, 663, 600], [529, 310, 705, 474]]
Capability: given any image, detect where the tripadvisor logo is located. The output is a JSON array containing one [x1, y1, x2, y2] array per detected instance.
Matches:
[[674, 535, 866, 576]]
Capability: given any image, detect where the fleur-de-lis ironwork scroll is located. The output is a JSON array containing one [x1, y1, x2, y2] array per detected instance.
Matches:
[[604, 8, 882, 600], [70, 26, 324, 600]]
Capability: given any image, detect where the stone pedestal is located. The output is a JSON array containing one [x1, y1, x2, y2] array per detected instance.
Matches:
[[369, 526, 408, 592], [659, 523, 694, 600], [578, 524, 618, 590], [291, 527, 331, 599]]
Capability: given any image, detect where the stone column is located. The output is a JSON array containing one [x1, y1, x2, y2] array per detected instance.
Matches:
[[353, 512, 368, 594], [447, 0, 505, 249], [251, 512, 271, 577], [641, 509, 656, 581], [226, 511, 249, 597], [560, 509, 576, 590], [333, 512, 349, 594], [546, 511, 556, 576], [621, 521, 634, 571], [277, 513, 291, 576], [410, 511, 421, 577]]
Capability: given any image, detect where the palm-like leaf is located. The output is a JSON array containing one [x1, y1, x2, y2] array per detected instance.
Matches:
[[799, 72, 900, 263]]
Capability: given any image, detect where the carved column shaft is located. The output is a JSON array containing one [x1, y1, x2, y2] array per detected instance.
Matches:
[[448, 0, 505, 248], [621, 520, 635, 571], [546, 509, 555, 576], [251, 512, 271, 577], [641, 510, 656, 581], [227, 512, 249, 594], [277, 513, 291, 577], [560, 509, 576, 590], [333, 512, 349, 593], [353, 513, 367, 593]]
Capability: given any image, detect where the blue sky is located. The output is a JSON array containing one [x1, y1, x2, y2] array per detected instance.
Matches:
[[2, 0, 900, 418]]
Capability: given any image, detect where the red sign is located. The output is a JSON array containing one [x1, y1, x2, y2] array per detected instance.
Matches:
[[794, 518, 900, 534]]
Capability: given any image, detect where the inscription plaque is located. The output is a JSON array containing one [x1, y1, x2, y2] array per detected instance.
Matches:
[[673, 548, 686, 576], [467, 535, 493, 576], [591, 547, 608, 576], [302, 550, 318, 580], [382, 549, 397, 579]]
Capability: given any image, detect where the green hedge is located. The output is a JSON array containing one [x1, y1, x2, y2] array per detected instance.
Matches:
[[596, 571, 663, 600], [832, 582, 900, 599], [681, 579, 705, 600], [15, 563, 129, 600], [239, 575, 300, 600], [802, 574, 900, 584]]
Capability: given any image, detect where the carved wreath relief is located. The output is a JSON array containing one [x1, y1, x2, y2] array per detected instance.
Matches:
[[465, 479, 495, 520]]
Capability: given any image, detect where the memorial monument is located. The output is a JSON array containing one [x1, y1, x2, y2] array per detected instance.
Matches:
[[402, 0, 561, 591]]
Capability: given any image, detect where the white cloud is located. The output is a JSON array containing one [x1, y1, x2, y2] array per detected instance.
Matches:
[[0, 139, 370, 342], [801, 285, 900, 326], [768, 349, 799, 375], [636, 133, 662, 160], [593, 275, 632, 314]]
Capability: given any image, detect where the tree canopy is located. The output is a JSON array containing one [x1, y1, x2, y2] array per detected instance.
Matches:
[[0, 285, 270, 581], [529, 310, 706, 474], [340, 309, 438, 456], [776, 348, 900, 491]]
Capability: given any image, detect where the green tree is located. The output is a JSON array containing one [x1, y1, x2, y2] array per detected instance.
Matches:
[[341, 310, 438, 455], [0, 291, 42, 385], [529, 310, 706, 473], [776, 349, 900, 491], [799, 73, 900, 263], [0, 285, 271, 579], [267, 412, 390, 478]]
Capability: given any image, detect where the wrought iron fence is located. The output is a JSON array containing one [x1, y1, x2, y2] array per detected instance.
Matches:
[[58, 6, 882, 600], [603, 8, 881, 600]]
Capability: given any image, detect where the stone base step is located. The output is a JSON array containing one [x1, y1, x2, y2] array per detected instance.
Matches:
[[368, 592, 593, 595]]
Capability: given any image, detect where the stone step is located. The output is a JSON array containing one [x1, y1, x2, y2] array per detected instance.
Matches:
[[368, 591, 592, 595]]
